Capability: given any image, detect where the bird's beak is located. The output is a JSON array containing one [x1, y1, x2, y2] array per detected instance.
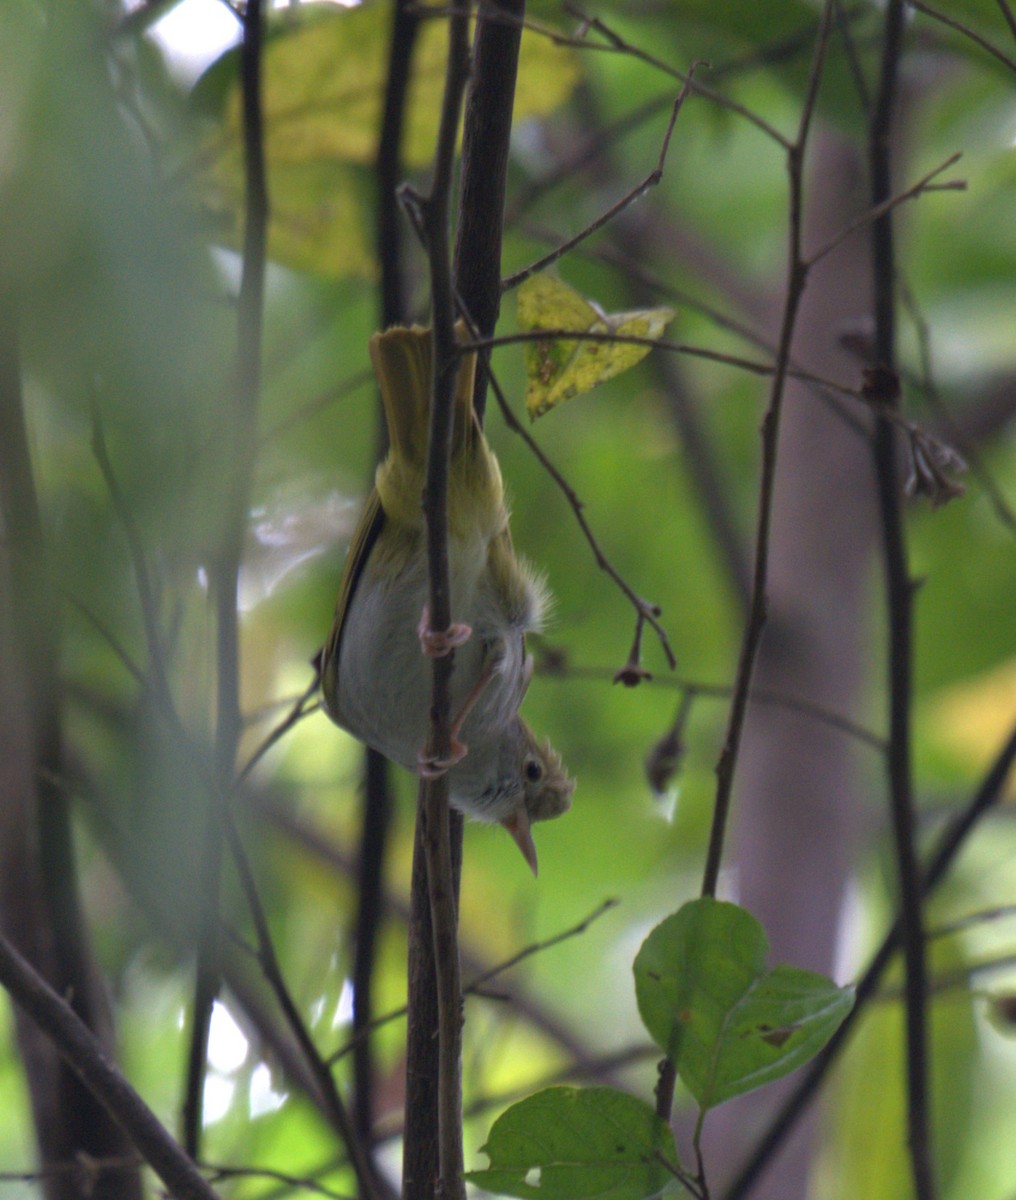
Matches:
[[501, 808, 538, 877]]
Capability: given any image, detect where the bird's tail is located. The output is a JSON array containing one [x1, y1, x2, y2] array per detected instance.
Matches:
[[369, 325, 478, 468]]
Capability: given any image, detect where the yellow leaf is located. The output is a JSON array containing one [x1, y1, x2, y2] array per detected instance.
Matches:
[[516, 275, 675, 418]]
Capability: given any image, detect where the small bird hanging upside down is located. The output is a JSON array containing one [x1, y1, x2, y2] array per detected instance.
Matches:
[[320, 325, 573, 874]]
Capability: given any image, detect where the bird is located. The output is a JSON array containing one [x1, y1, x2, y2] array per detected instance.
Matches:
[[320, 324, 573, 874]]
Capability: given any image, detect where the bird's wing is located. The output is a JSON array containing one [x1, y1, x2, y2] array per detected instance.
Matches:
[[320, 487, 386, 710]]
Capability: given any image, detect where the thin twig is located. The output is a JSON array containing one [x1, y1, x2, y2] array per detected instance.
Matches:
[[259, 369, 373, 446], [203, 1163, 352, 1200], [506, 7, 870, 225], [485, 366, 677, 671], [901, 286, 1016, 536], [868, 3, 936, 1196], [804, 151, 964, 269], [997, 0, 1016, 41], [502, 73, 697, 292], [220, 810, 383, 1200], [467, 899, 619, 991], [235, 671, 320, 785], [332, 898, 619, 1061], [535, 3, 793, 150], [563, 235, 875, 438], [185, 0, 268, 1154], [541, 663, 887, 752], [506, 91, 676, 222], [832, 0, 873, 113], [905, 0, 1016, 72], [90, 408, 176, 714], [475, 327, 864, 402], [700, 1, 837, 901]]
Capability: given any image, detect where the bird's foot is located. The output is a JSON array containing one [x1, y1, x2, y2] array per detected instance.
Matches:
[[417, 738, 469, 779], [418, 605, 472, 658]]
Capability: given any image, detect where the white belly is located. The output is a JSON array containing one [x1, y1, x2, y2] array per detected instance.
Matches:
[[332, 532, 525, 774]]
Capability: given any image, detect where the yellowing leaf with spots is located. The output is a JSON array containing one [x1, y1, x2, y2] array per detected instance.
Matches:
[[517, 275, 675, 418]]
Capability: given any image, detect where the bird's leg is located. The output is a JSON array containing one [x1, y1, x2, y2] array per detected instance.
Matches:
[[417, 655, 497, 778], [418, 604, 471, 657]]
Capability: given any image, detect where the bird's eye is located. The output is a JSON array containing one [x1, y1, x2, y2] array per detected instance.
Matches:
[[524, 756, 543, 783]]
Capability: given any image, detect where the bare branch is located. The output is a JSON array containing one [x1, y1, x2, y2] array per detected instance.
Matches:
[[805, 151, 964, 269], [485, 365, 677, 672], [502, 72, 698, 292], [0, 934, 222, 1200], [906, 0, 1016, 72], [700, 0, 838, 902], [868, 3, 936, 1194]]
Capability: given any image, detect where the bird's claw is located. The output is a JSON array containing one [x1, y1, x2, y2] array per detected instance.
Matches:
[[417, 739, 469, 779], [418, 605, 472, 658]]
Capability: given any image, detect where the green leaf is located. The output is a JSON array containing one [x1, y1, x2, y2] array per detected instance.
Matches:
[[633, 899, 854, 1110], [465, 1086, 680, 1200], [517, 275, 675, 418]]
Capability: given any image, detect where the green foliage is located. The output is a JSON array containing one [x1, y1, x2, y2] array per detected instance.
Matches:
[[466, 1086, 680, 1200], [634, 899, 854, 1109], [473, 900, 852, 1198]]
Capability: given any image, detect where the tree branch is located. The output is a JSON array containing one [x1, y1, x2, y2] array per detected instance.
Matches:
[[0, 932, 221, 1200], [868, 5, 935, 1197], [700, 0, 836, 900], [185, 0, 268, 1154], [408, 3, 473, 1197], [355, 0, 422, 1157], [453, 0, 527, 422]]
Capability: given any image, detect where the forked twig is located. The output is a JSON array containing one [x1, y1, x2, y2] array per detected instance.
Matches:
[[805, 151, 964, 269], [502, 70, 699, 292], [235, 671, 321, 785], [700, 0, 837, 900], [484, 363, 677, 673]]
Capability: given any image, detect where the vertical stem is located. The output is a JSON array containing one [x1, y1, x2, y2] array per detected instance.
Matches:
[[452, 0, 525, 423], [868, 5, 935, 1198], [184, 0, 267, 1155], [377, 0, 421, 330], [356, 0, 421, 1155], [700, 4, 835, 900], [404, 4, 525, 1193], [352, 749, 393, 1146], [414, 3, 471, 1195]]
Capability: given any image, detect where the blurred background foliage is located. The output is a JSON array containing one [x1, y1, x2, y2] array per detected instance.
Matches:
[[1, 1, 1015, 1198]]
